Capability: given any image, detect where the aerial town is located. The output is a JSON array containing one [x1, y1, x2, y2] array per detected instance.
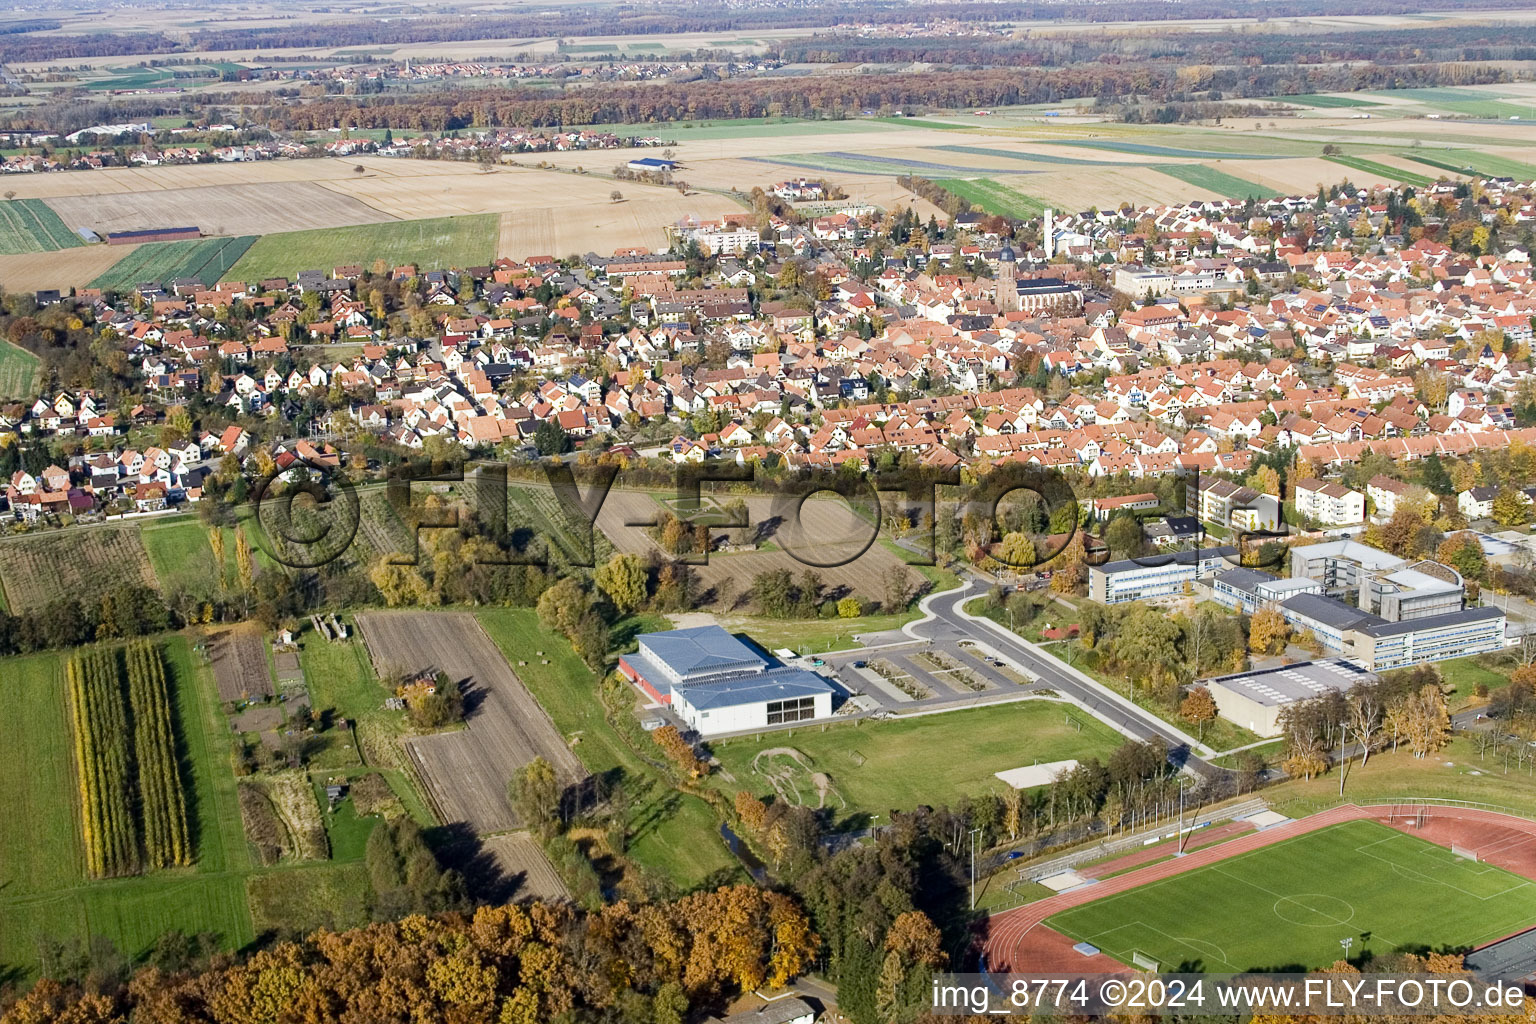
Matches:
[[6, 3, 1536, 1023]]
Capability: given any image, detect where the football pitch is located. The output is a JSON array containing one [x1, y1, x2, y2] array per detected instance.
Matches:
[[1046, 820, 1536, 972]]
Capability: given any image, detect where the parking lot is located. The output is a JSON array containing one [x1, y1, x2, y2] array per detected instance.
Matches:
[[815, 633, 1047, 713]]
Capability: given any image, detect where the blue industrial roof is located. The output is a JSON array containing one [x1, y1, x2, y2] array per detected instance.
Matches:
[[637, 625, 766, 680], [679, 668, 834, 710]]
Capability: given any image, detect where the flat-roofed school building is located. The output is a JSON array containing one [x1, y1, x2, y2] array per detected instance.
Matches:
[[618, 625, 836, 737]]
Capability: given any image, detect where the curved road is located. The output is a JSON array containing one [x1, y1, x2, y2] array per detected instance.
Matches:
[[905, 576, 1220, 774]]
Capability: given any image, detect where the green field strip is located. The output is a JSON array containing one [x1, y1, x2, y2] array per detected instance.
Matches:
[[932, 178, 1046, 218], [227, 214, 496, 282], [1152, 163, 1286, 200], [1404, 151, 1536, 180], [1275, 93, 1385, 108], [1322, 155, 1435, 187], [1055, 139, 1282, 160], [933, 144, 1128, 167], [89, 235, 258, 292], [0, 199, 84, 254]]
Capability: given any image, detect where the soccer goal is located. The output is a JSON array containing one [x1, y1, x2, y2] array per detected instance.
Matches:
[[1130, 951, 1160, 972], [1451, 844, 1480, 863]]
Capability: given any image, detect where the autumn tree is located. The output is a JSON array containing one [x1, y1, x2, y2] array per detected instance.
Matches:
[[1492, 486, 1533, 527], [1179, 686, 1218, 741], [234, 526, 254, 592], [510, 756, 562, 838], [594, 552, 647, 615], [1399, 684, 1451, 758], [1248, 607, 1291, 656], [875, 911, 947, 1023]]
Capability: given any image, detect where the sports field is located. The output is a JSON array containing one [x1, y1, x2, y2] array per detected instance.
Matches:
[[228, 214, 496, 281], [711, 699, 1123, 823], [1046, 820, 1536, 972], [0, 198, 83, 254]]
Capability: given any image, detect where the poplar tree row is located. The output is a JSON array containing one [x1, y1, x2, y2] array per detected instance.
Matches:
[[68, 642, 191, 877]]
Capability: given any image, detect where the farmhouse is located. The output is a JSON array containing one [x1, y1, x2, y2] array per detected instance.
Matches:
[[618, 625, 835, 737]]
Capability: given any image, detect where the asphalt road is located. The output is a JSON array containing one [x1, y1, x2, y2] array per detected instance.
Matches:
[[906, 576, 1222, 776]]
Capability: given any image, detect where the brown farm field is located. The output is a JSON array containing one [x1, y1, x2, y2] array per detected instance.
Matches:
[[206, 623, 274, 701], [0, 244, 135, 294], [0, 526, 158, 613], [478, 832, 571, 903], [45, 182, 396, 238], [355, 611, 584, 835]]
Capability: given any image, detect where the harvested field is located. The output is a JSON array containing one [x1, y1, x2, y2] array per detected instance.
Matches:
[[0, 526, 157, 613], [0, 244, 133, 294], [356, 611, 583, 835], [479, 832, 571, 903], [44, 182, 395, 239], [206, 623, 274, 701], [497, 189, 743, 260]]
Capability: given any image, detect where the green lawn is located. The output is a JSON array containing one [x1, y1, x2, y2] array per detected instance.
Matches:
[[476, 608, 742, 889], [710, 700, 1122, 826], [1154, 163, 1284, 200], [0, 338, 40, 400], [0, 198, 83, 254], [141, 519, 221, 596], [0, 638, 256, 977], [228, 215, 497, 281], [932, 178, 1046, 218], [1047, 820, 1536, 971], [1277, 93, 1384, 108], [1322, 155, 1435, 187], [246, 862, 370, 936]]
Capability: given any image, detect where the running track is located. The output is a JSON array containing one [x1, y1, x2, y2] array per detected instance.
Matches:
[[982, 803, 1536, 972]]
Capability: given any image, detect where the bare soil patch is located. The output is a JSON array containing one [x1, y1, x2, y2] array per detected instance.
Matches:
[[355, 611, 584, 835], [44, 182, 395, 238], [207, 623, 273, 701], [479, 832, 570, 903]]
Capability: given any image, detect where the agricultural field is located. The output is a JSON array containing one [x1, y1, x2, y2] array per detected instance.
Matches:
[[89, 235, 257, 292], [356, 611, 584, 835], [710, 699, 1123, 826], [0, 197, 83, 253], [228, 214, 496, 281], [0, 244, 135, 294], [0, 526, 159, 613], [933, 178, 1046, 218], [1405, 150, 1536, 181], [141, 518, 228, 596], [0, 338, 40, 399], [1275, 93, 1384, 109], [44, 182, 395, 239], [1323, 154, 1435, 187], [1046, 820, 1536, 971], [206, 622, 274, 701], [1152, 164, 1284, 200], [478, 833, 572, 903], [0, 637, 256, 977], [476, 606, 742, 888]]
